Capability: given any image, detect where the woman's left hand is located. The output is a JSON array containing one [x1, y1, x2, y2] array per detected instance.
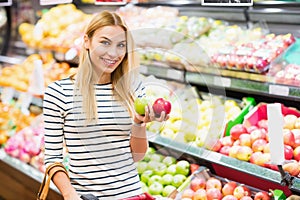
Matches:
[[133, 103, 169, 125]]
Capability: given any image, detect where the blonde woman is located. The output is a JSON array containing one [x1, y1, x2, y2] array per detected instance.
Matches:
[[43, 11, 167, 200]]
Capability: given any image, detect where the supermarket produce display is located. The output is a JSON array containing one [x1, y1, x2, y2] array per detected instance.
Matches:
[[1, 1, 300, 199]]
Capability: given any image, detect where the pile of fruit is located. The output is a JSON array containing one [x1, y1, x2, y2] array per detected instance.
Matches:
[[212, 103, 300, 177], [0, 102, 37, 146], [180, 172, 272, 200], [137, 147, 191, 197], [0, 54, 77, 93], [211, 33, 296, 73]]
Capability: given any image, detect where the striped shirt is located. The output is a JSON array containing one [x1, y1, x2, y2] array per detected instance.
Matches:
[[43, 77, 145, 199]]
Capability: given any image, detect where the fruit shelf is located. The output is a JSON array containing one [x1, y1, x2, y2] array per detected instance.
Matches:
[[0, 148, 62, 199], [147, 132, 300, 196]]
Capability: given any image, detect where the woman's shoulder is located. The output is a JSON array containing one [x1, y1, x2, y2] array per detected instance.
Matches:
[[46, 77, 74, 92]]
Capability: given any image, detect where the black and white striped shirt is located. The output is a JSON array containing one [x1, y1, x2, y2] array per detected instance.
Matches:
[[43, 77, 145, 199]]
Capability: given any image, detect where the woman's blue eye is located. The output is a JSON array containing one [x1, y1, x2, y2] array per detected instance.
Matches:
[[101, 41, 110, 45], [118, 43, 126, 48]]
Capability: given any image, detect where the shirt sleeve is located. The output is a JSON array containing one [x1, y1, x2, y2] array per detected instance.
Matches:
[[43, 81, 66, 167]]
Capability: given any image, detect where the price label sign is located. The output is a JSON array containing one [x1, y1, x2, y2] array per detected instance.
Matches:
[[0, 0, 12, 6], [1, 87, 14, 104], [269, 85, 289, 96], [40, 0, 72, 5], [95, 0, 126, 5]]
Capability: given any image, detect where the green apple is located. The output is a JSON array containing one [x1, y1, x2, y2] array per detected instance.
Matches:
[[142, 154, 151, 162], [147, 160, 160, 171], [172, 174, 187, 188], [150, 153, 164, 162], [166, 164, 177, 175], [147, 147, 156, 154], [162, 185, 176, 197], [162, 156, 176, 167], [140, 181, 149, 193], [148, 181, 164, 196], [153, 163, 167, 177], [137, 161, 148, 175], [160, 174, 173, 186], [140, 170, 153, 185], [148, 175, 162, 186], [134, 97, 149, 115], [176, 160, 190, 176]]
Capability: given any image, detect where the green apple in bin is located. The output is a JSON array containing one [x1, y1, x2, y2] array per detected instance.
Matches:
[[148, 175, 162, 186], [149, 181, 164, 196], [141, 170, 153, 185], [160, 174, 174, 186], [153, 163, 167, 176], [137, 161, 148, 175], [162, 185, 177, 197], [140, 181, 149, 193], [166, 164, 177, 175], [172, 174, 187, 188], [150, 153, 164, 162], [176, 160, 190, 176], [162, 156, 176, 167], [134, 97, 149, 115]]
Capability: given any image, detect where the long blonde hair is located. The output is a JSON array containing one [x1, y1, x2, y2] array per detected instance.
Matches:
[[75, 11, 139, 123]]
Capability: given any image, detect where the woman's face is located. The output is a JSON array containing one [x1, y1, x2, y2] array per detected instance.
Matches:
[[85, 25, 127, 77]]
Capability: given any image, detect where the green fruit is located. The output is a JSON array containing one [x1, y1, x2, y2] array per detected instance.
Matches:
[[153, 163, 167, 177], [134, 97, 149, 115], [172, 174, 187, 188], [147, 160, 160, 171], [160, 174, 173, 186], [140, 170, 153, 184], [166, 164, 177, 175], [148, 181, 164, 196], [150, 153, 164, 162], [147, 147, 156, 154], [148, 175, 162, 186], [176, 160, 190, 176], [162, 185, 176, 197], [137, 161, 148, 175], [140, 182, 149, 193], [162, 156, 176, 167]]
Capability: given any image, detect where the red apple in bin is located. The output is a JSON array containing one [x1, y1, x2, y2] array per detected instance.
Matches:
[[293, 146, 300, 161], [207, 188, 222, 200], [282, 161, 300, 176], [254, 191, 271, 200], [193, 188, 207, 200], [252, 139, 268, 152], [152, 98, 171, 117], [257, 119, 268, 130], [233, 185, 251, 199], [222, 181, 238, 196], [283, 129, 296, 147], [222, 195, 238, 200], [219, 145, 231, 156], [255, 58, 269, 71], [206, 177, 222, 190], [190, 177, 206, 192], [230, 124, 248, 140], [284, 145, 294, 160]]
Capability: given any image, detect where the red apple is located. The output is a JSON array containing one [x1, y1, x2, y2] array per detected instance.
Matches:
[[294, 146, 300, 161], [250, 129, 267, 143], [246, 125, 258, 134], [291, 129, 300, 140], [222, 195, 238, 200], [257, 119, 268, 130], [240, 196, 253, 200], [236, 146, 253, 162], [284, 114, 298, 130], [222, 181, 237, 196], [284, 145, 294, 160], [230, 124, 248, 140], [219, 146, 231, 156], [193, 188, 207, 200], [190, 177, 206, 192], [254, 191, 271, 200], [206, 177, 222, 190], [252, 139, 267, 152], [294, 117, 300, 129], [263, 143, 270, 153], [233, 185, 251, 199], [283, 129, 296, 147], [152, 98, 172, 117], [211, 140, 222, 152], [282, 161, 300, 176], [206, 188, 222, 200], [229, 145, 241, 159], [255, 58, 268, 71], [250, 152, 270, 167], [239, 134, 252, 147], [182, 188, 195, 199], [220, 136, 234, 147]]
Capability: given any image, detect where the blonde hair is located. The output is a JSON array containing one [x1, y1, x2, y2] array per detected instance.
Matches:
[[75, 10, 139, 123]]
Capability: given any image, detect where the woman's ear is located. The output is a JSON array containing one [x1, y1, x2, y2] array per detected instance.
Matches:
[[83, 34, 90, 50]]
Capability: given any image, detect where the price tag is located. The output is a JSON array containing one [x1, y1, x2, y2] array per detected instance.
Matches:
[[167, 69, 184, 81], [1, 87, 15, 104], [17, 92, 33, 116], [0, 0, 12, 6], [0, 150, 6, 160], [269, 85, 289, 96], [40, 0, 72, 5], [95, 0, 126, 5], [214, 77, 231, 87]]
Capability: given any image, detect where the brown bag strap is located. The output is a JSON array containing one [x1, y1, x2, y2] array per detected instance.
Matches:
[[37, 162, 69, 200]]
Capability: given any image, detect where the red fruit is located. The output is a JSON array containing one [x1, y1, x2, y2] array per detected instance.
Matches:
[[222, 181, 237, 196], [246, 125, 258, 134], [193, 188, 207, 200], [222, 195, 238, 200], [283, 129, 296, 147], [284, 145, 294, 160], [283, 162, 300, 176], [219, 146, 231, 156], [206, 188, 222, 200], [230, 124, 248, 140], [293, 146, 300, 161], [250, 129, 267, 143], [190, 164, 200, 174], [206, 177, 222, 190], [220, 136, 234, 147], [257, 119, 268, 130], [252, 139, 268, 152], [190, 177, 206, 192], [233, 185, 251, 199], [152, 98, 172, 116], [254, 191, 271, 200], [182, 188, 195, 199]]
